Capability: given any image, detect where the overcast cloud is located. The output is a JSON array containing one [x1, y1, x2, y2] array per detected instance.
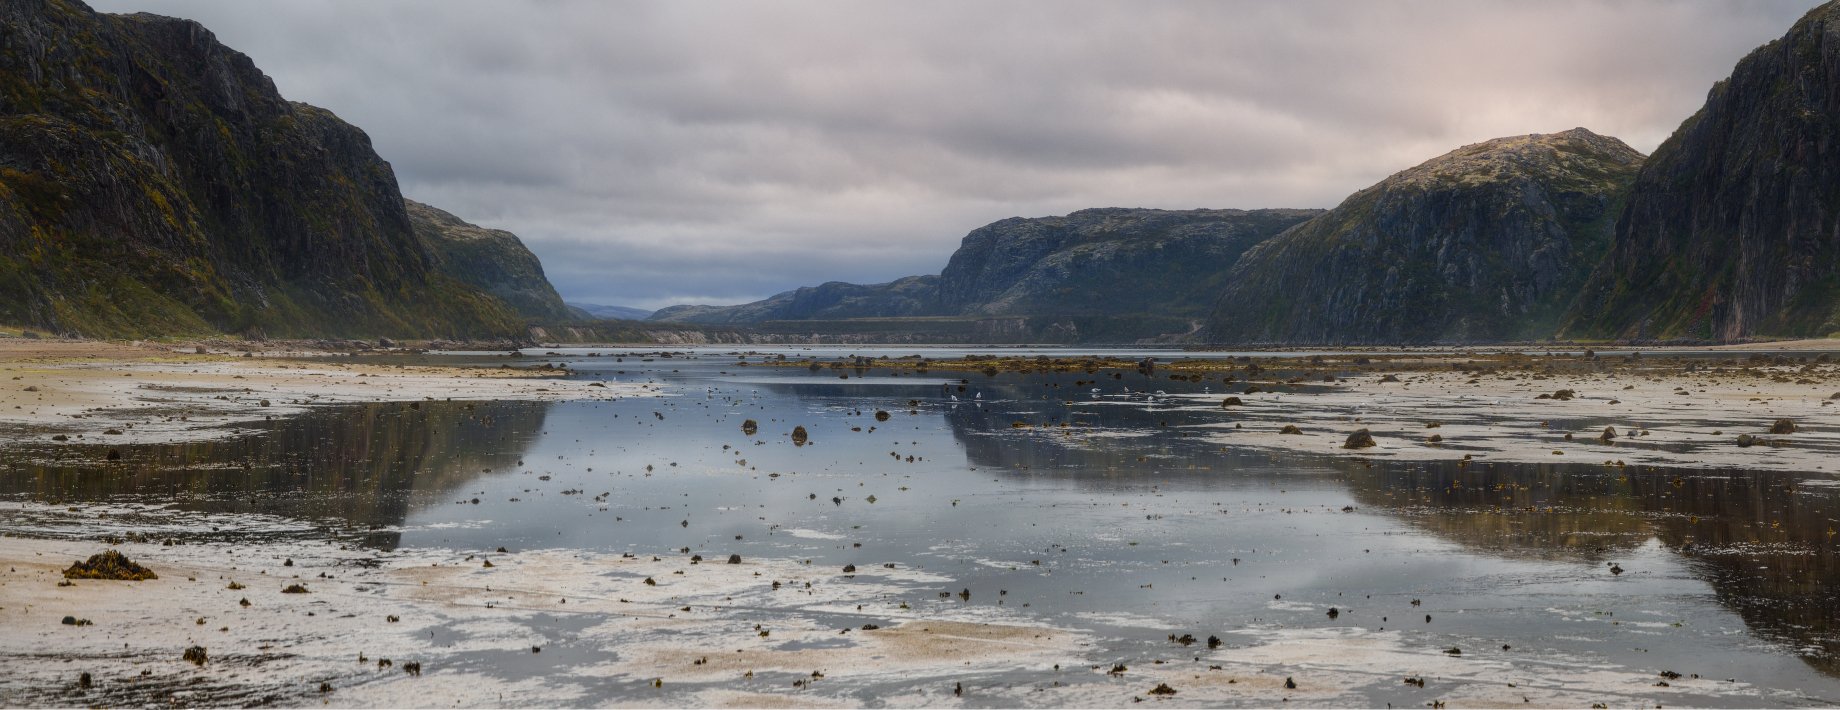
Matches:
[[87, 0, 1823, 310]]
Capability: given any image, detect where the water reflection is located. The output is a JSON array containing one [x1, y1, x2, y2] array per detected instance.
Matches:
[[1339, 459, 1840, 675], [0, 401, 550, 547]]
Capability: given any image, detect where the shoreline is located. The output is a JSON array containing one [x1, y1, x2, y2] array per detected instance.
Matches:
[[0, 340, 653, 447]]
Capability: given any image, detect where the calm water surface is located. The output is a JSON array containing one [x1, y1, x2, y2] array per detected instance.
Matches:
[[3, 346, 1838, 706]]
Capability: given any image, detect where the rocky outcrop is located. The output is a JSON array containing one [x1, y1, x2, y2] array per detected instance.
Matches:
[[1564, 2, 1840, 342], [650, 276, 940, 324], [0, 0, 526, 338], [1205, 129, 1644, 344], [406, 200, 571, 322]]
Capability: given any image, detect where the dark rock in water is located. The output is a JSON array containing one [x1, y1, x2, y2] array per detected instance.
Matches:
[[1207, 129, 1643, 345], [1207, 635, 1222, 649], [1326, 607, 1341, 619], [282, 584, 310, 594], [875, 410, 891, 421], [728, 554, 742, 564], [741, 419, 758, 436], [1736, 434, 1760, 448], [791, 426, 809, 446], [183, 646, 208, 666], [1285, 677, 1297, 690], [1149, 683, 1178, 695], [78, 672, 92, 689], [1343, 429, 1376, 449], [63, 550, 156, 581], [1599, 426, 1618, 442], [842, 564, 857, 574], [1771, 418, 1796, 434], [1566, 3, 1840, 341], [1221, 397, 1244, 407], [1280, 425, 1304, 435], [1550, 389, 1576, 401]]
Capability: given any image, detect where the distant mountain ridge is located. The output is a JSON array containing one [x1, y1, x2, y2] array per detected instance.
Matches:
[[566, 303, 655, 321], [0, 0, 564, 338], [649, 208, 1321, 341]]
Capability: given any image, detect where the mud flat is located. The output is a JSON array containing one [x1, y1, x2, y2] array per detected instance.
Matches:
[[0, 340, 652, 446], [0, 503, 1083, 707]]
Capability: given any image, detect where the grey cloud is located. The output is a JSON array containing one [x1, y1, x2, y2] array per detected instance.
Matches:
[[91, 0, 1822, 308]]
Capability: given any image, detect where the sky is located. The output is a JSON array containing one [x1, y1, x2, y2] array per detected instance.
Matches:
[[88, 0, 1825, 311]]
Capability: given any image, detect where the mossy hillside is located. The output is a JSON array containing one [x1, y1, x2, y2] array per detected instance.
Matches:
[[0, 0, 531, 338], [1205, 128, 1644, 345]]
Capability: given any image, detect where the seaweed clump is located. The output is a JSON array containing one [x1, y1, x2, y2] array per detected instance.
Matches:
[[63, 550, 157, 581]]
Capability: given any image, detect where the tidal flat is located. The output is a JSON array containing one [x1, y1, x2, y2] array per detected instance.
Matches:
[[2, 344, 1838, 707]]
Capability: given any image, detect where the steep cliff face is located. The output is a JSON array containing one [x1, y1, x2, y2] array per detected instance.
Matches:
[[649, 276, 940, 325], [1565, 3, 1840, 342], [0, 0, 523, 338], [935, 208, 1320, 317], [1205, 129, 1644, 345], [405, 200, 571, 323]]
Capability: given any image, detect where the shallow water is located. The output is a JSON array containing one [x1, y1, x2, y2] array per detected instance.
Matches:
[[4, 346, 1839, 706]]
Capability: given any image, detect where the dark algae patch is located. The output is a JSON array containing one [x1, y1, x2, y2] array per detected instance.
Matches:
[[62, 550, 156, 581]]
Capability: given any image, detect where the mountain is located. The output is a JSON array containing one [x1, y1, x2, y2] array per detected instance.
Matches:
[[565, 303, 655, 321], [650, 276, 940, 324], [1564, 2, 1840, 342], [936, 208, 1321, 317], [404, 200, 570, 322], [0, 0, 536, 338], [649, 208, 1320, 341], [1203, 129, 1644, 345]]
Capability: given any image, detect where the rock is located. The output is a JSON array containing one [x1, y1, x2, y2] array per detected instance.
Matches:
[[875, 410, 891, 421], [1379, 374, 1400, 383], [1285, 677, 1297, 690], [1221, 396, 1243, 407], [1770, 418, 1796, 434], [1149, 683, 1178, 695], [1280, 424, 1304, 435], [1599, 426, 1617, 443], [1343, 429, 1376, 449], [791, 426, 809, 446], [1551, 389, 1576, 401], [1737, 434, 1759, 448], [842, 564, 856, 573], [741, 419, 758, 436], [183, 646, 208, 666], [63, 550, 157, 581], [282, 584, 309, 594], [728, 554, 742, 564]]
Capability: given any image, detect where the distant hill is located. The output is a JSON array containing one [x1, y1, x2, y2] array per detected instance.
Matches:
[[0, 0, 561, 339], [649, 208, 1320, 341], [1205, 129, 1644, 344], [564, 303, 656, 321], [407, 200, 571, 323]]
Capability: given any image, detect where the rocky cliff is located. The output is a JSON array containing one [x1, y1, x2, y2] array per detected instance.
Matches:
[[1564, 2, 1840, 342], [406, 200, 571, 322], [1204, 129, 1644, 344], [0, 0, 529, 338]]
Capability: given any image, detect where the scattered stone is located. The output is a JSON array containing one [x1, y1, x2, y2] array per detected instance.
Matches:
[[282, 584, 309, 594], [728, 554, 742, 564], [791, 426, 809, 446], [741, 419, 758, 436], [1221, 397, 1243, 407], [1149, 683, 1178, 695], [63, 550, 157, 581], [1343, 429, 1376, 449], [183, 646, 208, 666], [1771, 418, 1797, 434], [1599, 426, 1617, 443], [875, 410, 891, 421], [1279, 425, 1303, 435]]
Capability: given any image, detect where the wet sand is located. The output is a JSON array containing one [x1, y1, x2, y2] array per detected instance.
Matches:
[[0, 340, 650, 446]]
